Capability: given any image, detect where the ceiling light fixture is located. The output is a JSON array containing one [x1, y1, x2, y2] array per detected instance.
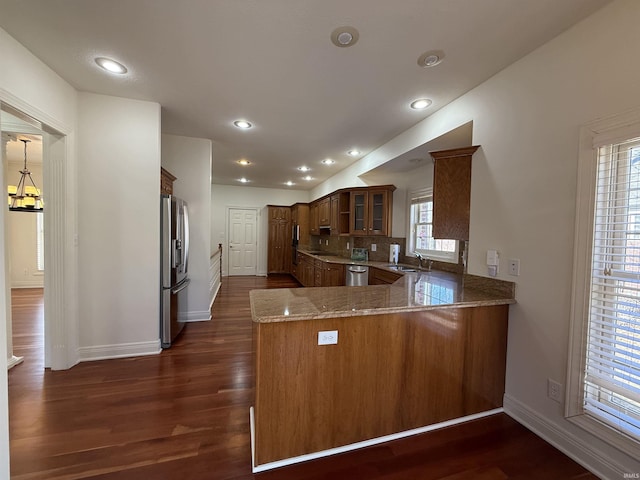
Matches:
[[238, 177, 249, 183], [233, 120, 252, 129], [321, 159, 335, 165], [297, 166, 311, 172], [417, 50, 445, 68], [331, 26, 359, 48], [347, 149, 360, 156], [236, 159, 251, 166], [410, 98, 432, 110], [95, 57, 128, 74], [7, 139, 43, 212], [285, 181, 295, 186], [303, 175, 313, 181]]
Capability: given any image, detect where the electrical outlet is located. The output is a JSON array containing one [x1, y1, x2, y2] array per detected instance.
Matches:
[[346, 242, 350, 250], [318, 330, 338, 345], [548, 378, 563, 403], [508, 258, 520, 276], [371, 244, 377, 252]]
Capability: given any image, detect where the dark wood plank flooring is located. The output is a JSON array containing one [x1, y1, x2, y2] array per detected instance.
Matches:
[[8, 277, 598, 479]]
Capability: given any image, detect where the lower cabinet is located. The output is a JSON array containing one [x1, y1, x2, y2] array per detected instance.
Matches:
[[295, 254, 345, 287], [322, 263, 345, 286]]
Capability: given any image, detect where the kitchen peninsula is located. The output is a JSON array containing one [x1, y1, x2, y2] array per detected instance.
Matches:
[[250, 255, 515, 471]]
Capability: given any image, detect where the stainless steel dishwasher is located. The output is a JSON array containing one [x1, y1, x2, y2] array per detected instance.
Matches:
[[345, 265, 369, 286]]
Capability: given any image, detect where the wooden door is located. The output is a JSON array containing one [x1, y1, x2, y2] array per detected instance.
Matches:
[[228, 208, 257, 276]]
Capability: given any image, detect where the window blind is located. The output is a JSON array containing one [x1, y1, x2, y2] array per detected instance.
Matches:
[[586, 137, 640, 441]]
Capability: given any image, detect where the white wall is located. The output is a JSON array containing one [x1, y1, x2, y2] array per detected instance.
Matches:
[[161, 134, 213, 321], [211, 184, 309, 275], [77, 92, 161, 359], [0, 25, 79, 479], [313, 1, 640, 476]]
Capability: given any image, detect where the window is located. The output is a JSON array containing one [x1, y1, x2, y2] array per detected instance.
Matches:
[[407, 188, 458, 263], [568, 112, 640, 457]]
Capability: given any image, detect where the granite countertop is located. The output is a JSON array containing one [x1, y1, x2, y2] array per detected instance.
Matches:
[[250, 250, 516, 323]]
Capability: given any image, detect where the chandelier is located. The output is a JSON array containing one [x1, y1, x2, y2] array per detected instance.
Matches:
[[7, 138, 43, 212]]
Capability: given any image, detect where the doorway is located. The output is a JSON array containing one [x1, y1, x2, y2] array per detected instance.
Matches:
[[227, 207, 258, 276], [1, 100, 76, 371], [3, 128, 44, 368]]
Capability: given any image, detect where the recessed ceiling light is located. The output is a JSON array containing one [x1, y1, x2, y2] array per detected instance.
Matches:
[[347, 149, 360, 157], [417, 50, 445, 68], [95, 57, 127, 74], [236, 159, 251, 166], [285, 181, 295, 186], [303, 175, 313, 181], [321, 159, 335, 165], [331, 26, 359, 48], [233, 120, 252, 129], [410, 98, 432, 110], [298, 166, 311, 172], [238, 177, 249, 183]]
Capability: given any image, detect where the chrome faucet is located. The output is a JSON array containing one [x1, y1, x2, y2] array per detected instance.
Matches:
[[415, 253, 433, 271]]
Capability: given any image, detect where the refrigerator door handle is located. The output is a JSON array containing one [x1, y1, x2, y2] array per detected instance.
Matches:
[[161, 195, 172, 289], [171, 277, 191, 294], [183, 204, 190, 275]]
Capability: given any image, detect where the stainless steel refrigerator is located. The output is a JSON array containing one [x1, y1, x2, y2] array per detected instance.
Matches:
[[160, 194, 190, 348]]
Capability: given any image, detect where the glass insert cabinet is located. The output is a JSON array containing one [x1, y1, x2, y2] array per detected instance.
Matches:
[[349, 187, 392, 236]]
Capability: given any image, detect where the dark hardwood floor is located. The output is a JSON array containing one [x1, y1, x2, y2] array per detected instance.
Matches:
[[8, 277, 599, 479]]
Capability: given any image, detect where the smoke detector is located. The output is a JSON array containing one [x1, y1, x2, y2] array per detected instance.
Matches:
[[418, 50, 445, 68]]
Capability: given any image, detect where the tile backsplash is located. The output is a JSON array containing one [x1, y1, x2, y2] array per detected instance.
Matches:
[[308, 234, 466, 274]]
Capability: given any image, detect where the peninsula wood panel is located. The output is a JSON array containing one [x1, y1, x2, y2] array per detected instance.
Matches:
[[253, 304, 509, 466]]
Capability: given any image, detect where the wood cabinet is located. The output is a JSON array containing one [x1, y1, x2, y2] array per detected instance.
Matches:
[[291, 203, 310, 246], [322, 262, 345, 286], [369, 267, 402, 285], [309, 202, 319, 235], [160, 167, 176, 195], [430, 146, 479, 240], [267, 205, 291, 274], [349, 186, 395, 236], [295, 253, 345, 287], [318, 197, 331, 227], [300, 254, 315, 287]]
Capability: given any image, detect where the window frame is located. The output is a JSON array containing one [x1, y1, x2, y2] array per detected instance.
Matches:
[[567, 109, 640, 458], [406, 187, 459, 264]]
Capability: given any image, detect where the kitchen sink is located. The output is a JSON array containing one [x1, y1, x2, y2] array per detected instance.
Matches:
[[387, 265, 417, 272]]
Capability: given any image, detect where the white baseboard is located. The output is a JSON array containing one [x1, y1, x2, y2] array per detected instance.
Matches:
[[7, 355, 24, 370], [251, 407, 504, 473], [183, 310, 212, 322], [78, 340, 161, 362], [11, 280, 44, 289], [503, 394, 626, 480]]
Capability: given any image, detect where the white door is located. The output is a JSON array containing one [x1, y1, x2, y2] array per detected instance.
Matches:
[[228, 208, 257, 276]]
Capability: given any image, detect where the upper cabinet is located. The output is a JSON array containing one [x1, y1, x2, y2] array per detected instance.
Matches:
[[318, 197, 331, 227], [160, 167, 176, 195], [349, 186, 395, 236], [430, 146, 480, 241]]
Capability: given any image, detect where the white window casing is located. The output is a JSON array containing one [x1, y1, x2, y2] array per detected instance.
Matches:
[[567, 107, 640, 458]]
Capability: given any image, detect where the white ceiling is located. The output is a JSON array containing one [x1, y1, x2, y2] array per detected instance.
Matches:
[[0, 0, 611, 189]]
